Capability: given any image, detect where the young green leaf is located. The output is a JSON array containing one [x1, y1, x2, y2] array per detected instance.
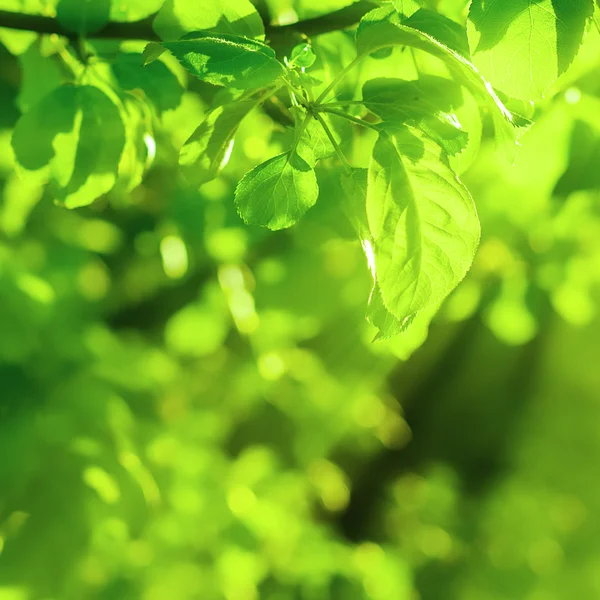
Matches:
[[153, 0, 264, 41], [468, 0, 594, 101], [290, 44, 317, 68], [340, 167, 369, 238], [356, 6, 515, 152], [367, 129, 480, 323], [161, 33, 284, 89], [179, 100, 258, 186], [12, 84, 125, 208], [235, 152, 319, 230], [362, 76, 468, 156], [112, 52, 183, 114], [56, 0, 111, 35]]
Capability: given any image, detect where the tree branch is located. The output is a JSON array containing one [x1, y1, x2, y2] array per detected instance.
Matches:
[[0, 2, 377, 43]]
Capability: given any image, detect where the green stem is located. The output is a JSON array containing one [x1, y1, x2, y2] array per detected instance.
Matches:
[[313, 112, 352, 171], [315, 56, 364, 104], [317, 107, 380, 132]]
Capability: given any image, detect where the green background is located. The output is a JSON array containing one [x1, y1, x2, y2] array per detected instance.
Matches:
[[2, 0, 600, 598]]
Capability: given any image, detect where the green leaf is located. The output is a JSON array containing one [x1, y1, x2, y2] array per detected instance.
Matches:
[[161, 33, 284, 89], [56, 0, 111, 35], [340, 167, 369, 238], [404, 8, 471, 58], [112, 53, 183, 114], [390, 0, 421, 19], [367, 283, 413, 339], [17, 43, 65, 113], [356, 6, 516, 152], [235, 152, 319, 230], [468, 0, 594, 101], [447, 86, 483, 175], [290, 44, 317, 68], [179, 100, 258, 187], [153, 0, 264, 41], [362, 76, 469, 156], [12, 84, 125, 208], [142, 42, 167, 65], [367, 128, 480, 323], [110, 0, 164, 21], [340, 168, 414, 339]]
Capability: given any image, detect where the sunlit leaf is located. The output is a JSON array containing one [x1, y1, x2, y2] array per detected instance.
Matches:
[[295, 113, 336, 167], [340, 167, 369, 238], [403, 7, 471, 58], [468, 0, 594, 101], [367, 128, 480, 322], [290, 44, 317, 68], [153, 0, 264, 41], [356, 6, 516, 152], [235, 151, 319, 230], [179, 100, 258, 186], [160, 33, 284, 89], [113, 52, 183, 114], [390, 0, 421, 18], [110, 0, 164, 21], [16, 42, 65, 112], [362, 76, 469, 155], [12, 84, 125, 208]]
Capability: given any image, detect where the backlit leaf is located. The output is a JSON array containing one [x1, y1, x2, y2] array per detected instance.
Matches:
[[160, 33, 284, 89], [179, 100, 258, 186], [12, 84, 125, 208], [113, 52, 183, 114], [235, 152, 319, 230], [153, 0, 264, 41], [362, 76, 469, 155], [367, 128, 480, 322], [468, 0, 594, 101], [356, 6, 516, 152], [110, 0, 164, 21], [404, 8, 471, 58], [295, 113, 336, 167]]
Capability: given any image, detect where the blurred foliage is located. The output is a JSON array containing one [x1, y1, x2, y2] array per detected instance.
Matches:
[[1, 0, 600, 599]]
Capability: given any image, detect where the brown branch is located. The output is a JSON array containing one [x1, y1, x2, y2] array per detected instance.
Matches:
[[0, 2, 377, 43]]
